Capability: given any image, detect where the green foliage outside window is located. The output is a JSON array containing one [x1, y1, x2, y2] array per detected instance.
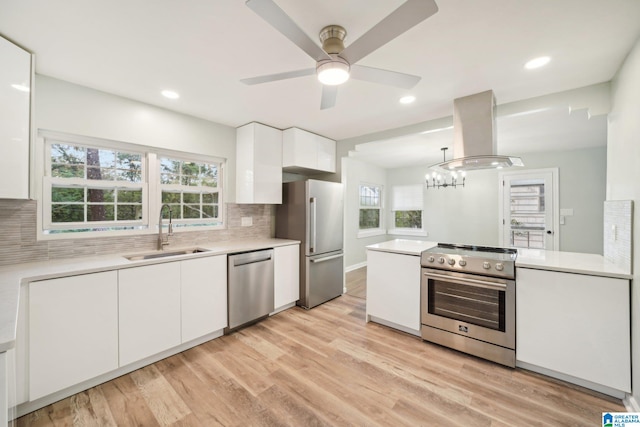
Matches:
[[395, 210, 422, 229]]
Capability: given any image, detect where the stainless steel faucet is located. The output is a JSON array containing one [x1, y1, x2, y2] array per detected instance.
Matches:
[[158, 204, 173, 250]]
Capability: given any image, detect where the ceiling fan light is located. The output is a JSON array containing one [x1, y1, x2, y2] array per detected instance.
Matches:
[[317, 59, 350, 86]]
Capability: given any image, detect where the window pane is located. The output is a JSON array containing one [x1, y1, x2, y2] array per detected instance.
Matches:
[[202, 205, 214, 218], [52, 187, 85, 203], [97, 149, 116, 168], [51, 144, 85, 164], [52, 204, 84, 222], [161, 173, 180, 185], [117, 205, 141, 221], [201, 164, 218, 187], [183, 205, 200, 219], [161, 205, 178, 220], [119, 189, 142, 203], [359, 185, 380, 207], [160, 158, 179, 174], [52, 164, 84, 178], [88, 188, 114, 203], [162, 192, 181, 203], [87, 205, 114, 222], [359, 209, 380, 229], [395, 210, 422, 229], [86, 166, 115, 181], [183, 193, 200, 204]]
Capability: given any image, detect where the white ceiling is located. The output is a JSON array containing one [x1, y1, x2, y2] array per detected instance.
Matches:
[[1, 0, 639, 166]]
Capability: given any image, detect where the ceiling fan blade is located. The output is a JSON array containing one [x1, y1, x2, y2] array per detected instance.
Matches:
[[350, 65, 421, 89], [340, 0, 438, 64], [320, 85, 338, 110], [241, 68, 315, 85], [245, 0, 330, 62]]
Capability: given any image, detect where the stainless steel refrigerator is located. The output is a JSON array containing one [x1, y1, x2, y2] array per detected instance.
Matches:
[[276, 179, 344, 309]]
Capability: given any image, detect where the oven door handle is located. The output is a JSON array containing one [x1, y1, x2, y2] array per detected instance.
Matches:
[[423, 272, 508, 291]]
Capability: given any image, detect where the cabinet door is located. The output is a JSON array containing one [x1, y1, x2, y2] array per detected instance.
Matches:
[[181, 256, 227, 342], [236, 122, 282, 204], [366, 250, 421, 333], [29, 271, 119, 400], [119, 263, 181, 366], [315, 135, 336, 173], [274, 244, 300, 310], [516, 267, 630, 392], [0, 36, 31, 199]]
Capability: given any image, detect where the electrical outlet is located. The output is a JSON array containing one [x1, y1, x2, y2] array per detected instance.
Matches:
[[241, 217, 253, 227]]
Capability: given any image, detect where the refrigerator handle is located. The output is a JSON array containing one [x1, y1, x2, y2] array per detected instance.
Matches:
[[309, 197, 316, 253]]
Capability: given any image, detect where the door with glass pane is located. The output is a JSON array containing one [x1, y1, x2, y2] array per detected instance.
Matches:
[[500, 170, 557, 250]]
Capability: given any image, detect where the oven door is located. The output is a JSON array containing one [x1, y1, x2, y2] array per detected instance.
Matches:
[[421, 268, 515, 349]]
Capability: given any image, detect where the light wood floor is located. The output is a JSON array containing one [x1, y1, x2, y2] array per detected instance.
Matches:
[[345, 266, 366, 299], [18, 296, 625, 426]]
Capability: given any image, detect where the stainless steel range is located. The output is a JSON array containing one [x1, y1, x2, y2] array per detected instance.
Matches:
[[420, 243, 517, 367]]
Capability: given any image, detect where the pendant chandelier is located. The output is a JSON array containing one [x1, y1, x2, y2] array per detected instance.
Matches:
[[425, 147, 466, 189]]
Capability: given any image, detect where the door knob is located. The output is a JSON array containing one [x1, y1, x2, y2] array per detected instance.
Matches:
[[546, 230, 553, 235]]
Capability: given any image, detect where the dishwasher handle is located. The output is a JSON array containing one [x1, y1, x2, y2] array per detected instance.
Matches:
[[231, 251, 273, 267]]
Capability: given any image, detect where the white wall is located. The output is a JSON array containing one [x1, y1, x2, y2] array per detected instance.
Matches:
[[343, 157, 389, 269], [607, 36, 640, 408], [35, 75, 238, 201]]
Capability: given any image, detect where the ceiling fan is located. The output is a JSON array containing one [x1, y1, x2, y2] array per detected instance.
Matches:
[[241, 0, 439, 109]]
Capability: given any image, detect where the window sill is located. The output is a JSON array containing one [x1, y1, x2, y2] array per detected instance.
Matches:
[[357, 229, 387, 239], [388, 228, 428, 237]]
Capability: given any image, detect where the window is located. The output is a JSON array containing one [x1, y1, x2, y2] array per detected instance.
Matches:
[[159, 156, 222, 226], [358, 183, 384, 237], [38, 131, 225, 238], [44, 139, 147, 233], [389, 185, 425, 236]]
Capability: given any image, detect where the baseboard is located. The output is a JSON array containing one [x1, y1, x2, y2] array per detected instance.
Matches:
[[624, 394, 640, 412], [345, 261, 366, 273], [516, 361, 627, 399]]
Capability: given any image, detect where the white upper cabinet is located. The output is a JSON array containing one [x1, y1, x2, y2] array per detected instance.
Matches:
[[283, 128, 336, 174], [236, 122, 283, 204], [0, 36, 31, 199]]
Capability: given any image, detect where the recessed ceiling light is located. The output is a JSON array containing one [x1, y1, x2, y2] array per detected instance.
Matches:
[[161, 90, 180, 99], [399, 95, 416, 104], [524, 56, 551, 70]]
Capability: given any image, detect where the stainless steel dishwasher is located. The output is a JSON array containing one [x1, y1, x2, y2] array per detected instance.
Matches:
[[225, 249, 274, 333]]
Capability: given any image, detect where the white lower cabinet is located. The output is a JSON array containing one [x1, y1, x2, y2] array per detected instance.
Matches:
[[29, 271, 119, 401], [274, 244, 300, 311], [366, 250, 421, 334], [119, 263, 181, 366], [516, 267, 631, 393], [181, 256, 227, 342]]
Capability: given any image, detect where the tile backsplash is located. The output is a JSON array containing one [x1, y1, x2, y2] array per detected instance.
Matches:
[[0, 200, 274, 267], [603, 200, 633, 273]]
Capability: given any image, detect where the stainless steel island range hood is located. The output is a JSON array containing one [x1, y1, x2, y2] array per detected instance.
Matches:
[[433, 90, 523, 171]]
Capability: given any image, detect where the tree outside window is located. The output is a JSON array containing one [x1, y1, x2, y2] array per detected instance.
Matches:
[[359, 184, 382, 230]]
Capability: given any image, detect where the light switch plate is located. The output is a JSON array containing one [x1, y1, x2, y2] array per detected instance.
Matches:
[[560, 208, 574, 216], [241, 217, 253, 227]]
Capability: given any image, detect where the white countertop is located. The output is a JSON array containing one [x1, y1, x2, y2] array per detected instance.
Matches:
[[516, 248, 632, 280], [0, 238, 299, 353], [366, 239, 632, 280], [366, 239, 438, 256]]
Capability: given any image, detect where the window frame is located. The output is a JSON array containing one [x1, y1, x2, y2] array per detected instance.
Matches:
[[388, 184, 427, 237], [357, 182, 386, 238], [156, 151, 224, 231], [36, 130, 226, 240]]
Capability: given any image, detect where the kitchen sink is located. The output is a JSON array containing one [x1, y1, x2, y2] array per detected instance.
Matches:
[[124, 248, 209, 261]]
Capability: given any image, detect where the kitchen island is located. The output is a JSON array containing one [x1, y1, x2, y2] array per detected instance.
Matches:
[[365, 239, 633, 398], [365, 239, 437, 335]]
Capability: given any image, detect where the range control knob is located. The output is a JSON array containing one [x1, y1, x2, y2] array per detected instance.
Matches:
[[458, 260, 467, 267], [427, 256, 435, 263], [438, 257, 445, 264], [495, 263, 504, 271], [483, 262, 491, 270], [448, 258, 456, 266]]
